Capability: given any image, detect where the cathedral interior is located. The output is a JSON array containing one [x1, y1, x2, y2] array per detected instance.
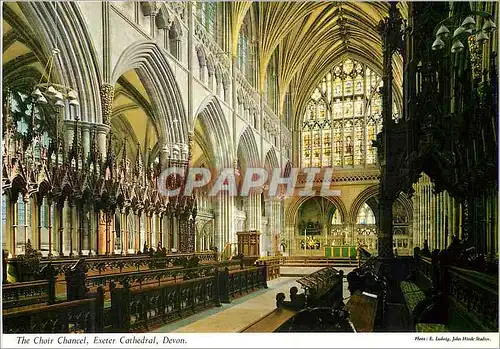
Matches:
[[1, 1, 498, 335]]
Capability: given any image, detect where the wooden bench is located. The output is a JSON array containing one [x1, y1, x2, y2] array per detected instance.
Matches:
[[282, 256, 355, 267], [218, 265, 267, 303], [400, 281, 427, 317], [416, 323, 448, 332], [110, 276, 219, 332], [344, 291, 378, 332], [239, 308, 297, 332], [3, 287, 105, 333], [274, 307, 356, 332], [2, 280, 55, 312], [409, 250, 498, 332], [295, 267, 344, 308], [345, 258, 387, 331], [256, 257, 280, 281]]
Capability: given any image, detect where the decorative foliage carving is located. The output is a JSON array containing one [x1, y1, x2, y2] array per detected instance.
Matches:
[[100, 84, 114, 126], [15, 240, 42, 282]]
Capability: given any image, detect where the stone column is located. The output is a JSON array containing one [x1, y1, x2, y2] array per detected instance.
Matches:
[[96, 124, 110, 156], [91, 209, 98, 256], [121, 208, 127, 255], [135, 212, 141, 252], [97, 211, 107, 255], [57, 200, 65, 256], [5, 192, 13, 257], [47, 198, 53, 257], [64, 121, 75, 154], [81, 122, 91, 157], [215, 191, 235, 256], [264, 199, 272, 256], [377, 197, 394, 259], [77, 201, 84, 256], [146, 213, 151, 248], [412, 183, 419, 249], [159, 143, 170, 169], [68, 202, 75, 257]]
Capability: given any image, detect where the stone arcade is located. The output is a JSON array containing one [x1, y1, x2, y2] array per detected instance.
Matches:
[[1, 0, 498, 337]]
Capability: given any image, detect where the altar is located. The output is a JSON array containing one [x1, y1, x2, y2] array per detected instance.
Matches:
[[324, 246, 357, 258]]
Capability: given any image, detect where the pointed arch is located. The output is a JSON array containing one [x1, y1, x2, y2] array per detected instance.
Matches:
[[350, 185, 414, 224], [193, 96, 233, 170], [18, 2, 102, 123], [111, 41, 188, 145], [237, 126, 260, 169], [286, 195, 348, 225], [264, 148, 279, 172], [169, 17, 183, 38], [350, 185, 379, 224], [397, 192, 414, 222]]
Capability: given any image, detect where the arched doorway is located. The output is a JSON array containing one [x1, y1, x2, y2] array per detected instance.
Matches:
[[294, 196, 345, 256], [192, 96, 233, 254], [353, 195, 412, 255]]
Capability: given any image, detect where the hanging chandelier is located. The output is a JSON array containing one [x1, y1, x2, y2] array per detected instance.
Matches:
[[31, 2, 79, 112], [431, 11, 496, 52], [30, 48, 79, 109]]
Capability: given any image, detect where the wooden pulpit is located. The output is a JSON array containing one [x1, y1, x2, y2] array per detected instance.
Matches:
[[236, 230, 260, 257]]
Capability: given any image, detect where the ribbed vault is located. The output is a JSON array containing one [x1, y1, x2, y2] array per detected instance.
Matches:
[[111, 69, 159, 165], [231, 1, 407, 120], [3, 3, 48, 93], [193, 96, 233, 170]]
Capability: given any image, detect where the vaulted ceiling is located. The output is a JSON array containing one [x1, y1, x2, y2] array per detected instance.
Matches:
[[111, 69, 159, 163], [231, 1, 407, 119], [2, 2, 48, 92]]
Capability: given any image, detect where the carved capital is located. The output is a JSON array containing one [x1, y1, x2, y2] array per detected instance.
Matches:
[[100, 84, 115, 126]]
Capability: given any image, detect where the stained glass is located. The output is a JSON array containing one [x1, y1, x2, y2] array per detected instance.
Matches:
[[327, 74, 332, 102], [333, 100, 342, 119], [312, 130, 321, 167], [17, 195, 24, 225], [344, 99, 353, 118], [301, 58, 398, 168], [355, 62, 363, 75], [334, 81, 342, 97], [355, 77, 363, 94], [371, 71, 378, 88], [344, 121, 353, 166], [317, 100, 326, 119], [354, 121, 364, 165], [344, 79, 353, 95], [333, 122, 342, 166], [372, 96, 382, 115], [357, 203, 375, 224], [2, 195, 7, 224], [311, 88, 321, 101], [205, 3, 216, 33], [321, 79, 327, 93], [354, 98, 363, 117], [343, 59, 353, 74], [304, 134, 310, 147], [367, 120, 376, 164], [323, 131, 331, 166], [332, 210, 342, 224]]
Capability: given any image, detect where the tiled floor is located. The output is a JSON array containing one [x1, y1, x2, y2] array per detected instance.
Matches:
[[153, 266, 355, 333]]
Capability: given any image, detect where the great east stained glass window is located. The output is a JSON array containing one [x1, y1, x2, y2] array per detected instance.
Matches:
[[301, 58, 400, 168]]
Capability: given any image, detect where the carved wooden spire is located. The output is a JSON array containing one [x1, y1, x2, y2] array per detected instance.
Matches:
[[119, 138, 129, 179], [105, 131, 115, 180], [134, 142, 144, 183]]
